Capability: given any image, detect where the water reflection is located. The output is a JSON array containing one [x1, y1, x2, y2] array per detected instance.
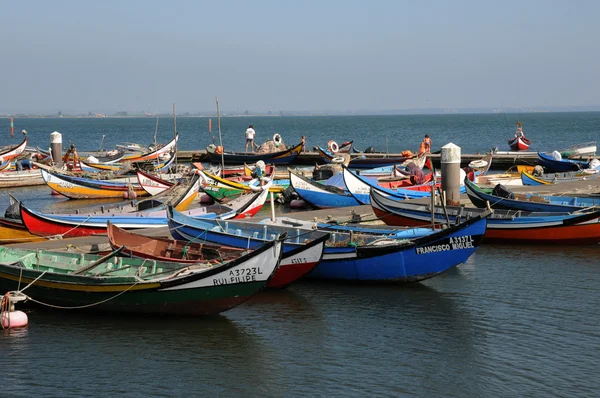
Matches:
[[1, 311, 266, 396]]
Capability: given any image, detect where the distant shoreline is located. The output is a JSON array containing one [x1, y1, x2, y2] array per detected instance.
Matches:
[[2, 109, 600, 119]]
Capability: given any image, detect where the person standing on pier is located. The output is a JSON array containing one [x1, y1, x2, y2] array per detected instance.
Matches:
[[301, 136, 307, 152], [245, 125, 256, 153]]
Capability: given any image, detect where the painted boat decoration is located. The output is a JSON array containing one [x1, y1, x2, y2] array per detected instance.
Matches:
[[0, 239, 283, 316], [370, 188, 600, 245], [20, 184, 270, 238], [167, 206, 488, 283], [508, 136, 531, 151], [464, 177, 600, 212], [537, 151, 590, 172], [317, 147, 410, 169], [0, 135, 28, 163], [136, 170, 177, 196], [205, 142, 303, 165], [41, 168, 149, 199], [289, 170, 360, 208], [521, 169, 600, 186]]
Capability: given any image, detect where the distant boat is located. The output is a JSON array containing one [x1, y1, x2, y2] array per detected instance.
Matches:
[[508, 136, 531, 151]]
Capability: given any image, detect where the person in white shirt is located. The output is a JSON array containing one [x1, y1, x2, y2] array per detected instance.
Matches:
[[245, 125, 256, 153]]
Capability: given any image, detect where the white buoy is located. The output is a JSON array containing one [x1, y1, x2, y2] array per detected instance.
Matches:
[[1, 292, 29, 329], [1, 310, 28, 329]]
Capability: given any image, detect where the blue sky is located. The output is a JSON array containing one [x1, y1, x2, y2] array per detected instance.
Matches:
[[1, 0, 598, 113]]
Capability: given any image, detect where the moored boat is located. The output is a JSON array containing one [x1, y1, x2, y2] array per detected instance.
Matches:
[[370, 188, 600, 245], [521, 169, 600, 186], [0, 239, 283, 315], [537, 151, 590, 172], [109, 221, 328, 289], [464, 177, 600, 212], [41, 168, 149, 199], [167, 206, 489, 283], [206, 142, 303, 165], [317, 147, 409, 169]]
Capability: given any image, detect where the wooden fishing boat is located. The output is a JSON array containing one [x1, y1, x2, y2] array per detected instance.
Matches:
[[342, 166, 465, 205], [508, 136, 531, 151], [0, 239, 283, 315], [20, 183, 270, 238], [121, 134, 178, 163], [521, 169, 600, 186], [199, 170, 284, 202], [0, 169, 44, 188], [464, 177, 600, 212], [205, 142, 303, 165], [167, 206, 488, 283], [560, 141, 597, 158], [537, 151, 590, 172], [108, 221, 328, 289], [136, 170, 176, 196], [0, 135, 28, 162], [370, 189, 600, 245], [107, 221, 244, 263], [317, 147, 410, 169], [80, 153, 176, 174], [289, 170, 360, 208], [41, 168, 149, 199]]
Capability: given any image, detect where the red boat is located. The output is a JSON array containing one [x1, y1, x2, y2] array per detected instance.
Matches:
[[508, 136, 531, 151]]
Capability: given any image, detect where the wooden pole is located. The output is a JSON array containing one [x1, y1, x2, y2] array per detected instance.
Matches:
[[216, 96, 224, 172]]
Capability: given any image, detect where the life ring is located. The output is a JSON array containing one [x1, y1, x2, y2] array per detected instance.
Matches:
[[332, 156, 345, 164], [273, 134, 282, 147], [468, 160, 488, 169], [328, 140, 339, 153]]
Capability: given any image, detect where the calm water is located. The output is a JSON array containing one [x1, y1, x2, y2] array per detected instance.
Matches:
[[0, 114, 599, 396], [4, 111, 600, 155]]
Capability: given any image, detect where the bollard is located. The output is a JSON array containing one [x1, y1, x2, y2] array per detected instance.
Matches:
[[50, 131, 63, 165], [441, 143, 461, 206]]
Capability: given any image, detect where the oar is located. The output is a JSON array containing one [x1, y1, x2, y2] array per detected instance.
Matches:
[[73, 246, 125, 275]]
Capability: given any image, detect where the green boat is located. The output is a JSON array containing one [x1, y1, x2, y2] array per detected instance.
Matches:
[[199, 170, 288, 203], [0, 239, 283, 316]]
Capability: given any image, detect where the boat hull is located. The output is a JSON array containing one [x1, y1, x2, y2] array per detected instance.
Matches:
[[206, 143, 303, 165], [370, 189, 600, 245]]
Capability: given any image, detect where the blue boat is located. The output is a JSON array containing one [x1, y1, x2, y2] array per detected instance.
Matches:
[[289, 170, 360, 208], [342, 166, 468, 205], [167, 206, 489, 283], [464, 177, 600, 212], [537, 151, 590, 172]]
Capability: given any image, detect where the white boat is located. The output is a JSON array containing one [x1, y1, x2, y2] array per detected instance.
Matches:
[[0, 169, 44, 188], [560, 141, 596, 158]]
